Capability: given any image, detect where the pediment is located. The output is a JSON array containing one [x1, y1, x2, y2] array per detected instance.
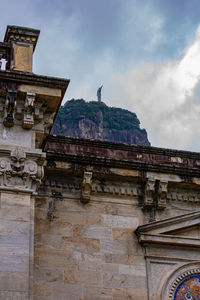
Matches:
[[135, 211, 200, 247], [164, 224, 200, 238]]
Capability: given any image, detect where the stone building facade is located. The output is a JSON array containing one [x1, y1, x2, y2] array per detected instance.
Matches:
[[0, 25, 200, 300]]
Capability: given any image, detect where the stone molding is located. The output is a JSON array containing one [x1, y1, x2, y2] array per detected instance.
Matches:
[[45, 135, 200, 178], [0, 146, 45, 192], [136, 211, 200, 247], [42, 178, 139, 198], [4, 25, 40, 51], [91, 183, 138, 197], [42, 178, 81, 190], [45, 134, 200, 160], [168, 190, 200, 203]]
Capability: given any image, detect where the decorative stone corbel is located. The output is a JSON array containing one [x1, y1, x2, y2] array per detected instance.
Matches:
[[3, 90, 17, 127], [0, 147, 44, 191], [23, 92, 35, 129], [143, 178, 155, 207], [80, 171, 93, 203], [157, 180, 168, 209], [142, 178, 168, 211]]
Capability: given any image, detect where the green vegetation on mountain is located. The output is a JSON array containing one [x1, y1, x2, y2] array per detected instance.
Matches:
[[52, 99, 150, 146], [54, 99, 145, 131]]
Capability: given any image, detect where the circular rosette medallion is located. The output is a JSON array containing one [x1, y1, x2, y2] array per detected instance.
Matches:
[[174, 275, 200, 300]]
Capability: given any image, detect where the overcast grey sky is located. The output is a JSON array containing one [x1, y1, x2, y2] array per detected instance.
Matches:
[[1, 0, 200, 151]]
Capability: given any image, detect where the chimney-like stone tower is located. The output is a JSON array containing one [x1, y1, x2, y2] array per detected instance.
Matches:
[[4, 25, 40, 72], [0, 25, 69, 299]]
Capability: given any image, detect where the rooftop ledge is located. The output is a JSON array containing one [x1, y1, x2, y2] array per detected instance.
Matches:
[[0, 69, 70, 98], [43, 135, 200, 178]]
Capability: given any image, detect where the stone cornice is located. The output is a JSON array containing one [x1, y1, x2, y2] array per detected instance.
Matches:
[[0, 70, 70, 97], [136, 211, 200, 248], [46, 151, 200, 177], [135, 211, 200, 234], [44, 135, 200, 160], [43, 136, 200, 177], [4, 25, 40, 52], [138, 233, 200, 248]]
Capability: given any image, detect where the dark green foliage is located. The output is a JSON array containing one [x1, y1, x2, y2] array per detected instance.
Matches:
[[53, 99, 142, 132]]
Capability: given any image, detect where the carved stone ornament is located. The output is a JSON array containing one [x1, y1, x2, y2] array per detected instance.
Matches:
[[144, 178, 155, 207], [0, 147, 44, 191], [1, 90, 47, 129], [3, 90, 17, 127], [23, 92, 35, 129], [157, 180, 168, 209], [80, 171, 92, 203], [143, 178, 168, 210]]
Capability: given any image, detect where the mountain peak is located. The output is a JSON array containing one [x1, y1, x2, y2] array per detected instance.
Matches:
[[51, 99, 150, 146]]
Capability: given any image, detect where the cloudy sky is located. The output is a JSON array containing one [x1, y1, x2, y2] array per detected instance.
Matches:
[[1, 0, 200, 151]]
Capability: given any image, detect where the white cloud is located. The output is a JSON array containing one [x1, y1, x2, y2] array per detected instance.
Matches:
[[107, 25, 200, 151]]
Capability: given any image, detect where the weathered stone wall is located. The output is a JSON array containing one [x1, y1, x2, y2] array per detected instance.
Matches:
[[33, 173, 200, 300], [34, 183, 148, 300], [32, 135, 200, 300]]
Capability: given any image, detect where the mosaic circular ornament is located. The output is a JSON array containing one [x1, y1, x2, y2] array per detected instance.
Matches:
[[174, 275, 200, 300]]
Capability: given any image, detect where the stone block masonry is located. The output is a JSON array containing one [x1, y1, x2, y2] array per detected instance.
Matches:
[[34, 191, 148, 300]]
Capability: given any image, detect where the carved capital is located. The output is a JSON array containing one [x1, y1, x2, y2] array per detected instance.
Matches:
[[81, 171, 93, 203], [0, 147, 44, 192]]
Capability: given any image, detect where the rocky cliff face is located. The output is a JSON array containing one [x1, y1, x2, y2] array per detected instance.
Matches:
[[51, 99, 150, 146]]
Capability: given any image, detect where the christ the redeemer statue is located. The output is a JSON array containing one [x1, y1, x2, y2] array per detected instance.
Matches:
[[97, 85, 103, 102]]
